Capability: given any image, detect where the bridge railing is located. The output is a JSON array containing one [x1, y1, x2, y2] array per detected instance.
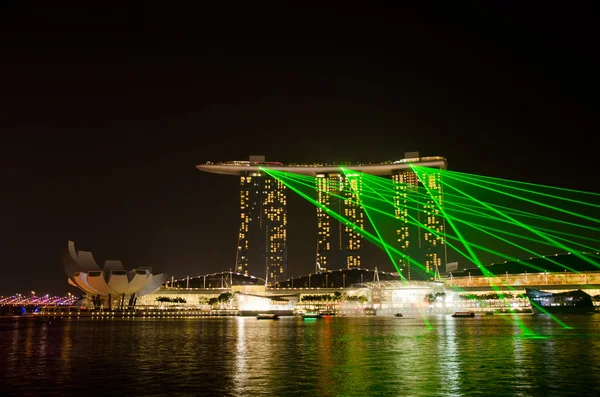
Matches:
[[447, 271, 600, 288]]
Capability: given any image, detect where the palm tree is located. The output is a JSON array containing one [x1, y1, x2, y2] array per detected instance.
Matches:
[[218, 292, 233, 303]]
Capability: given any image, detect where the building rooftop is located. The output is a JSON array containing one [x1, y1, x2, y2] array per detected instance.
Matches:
[[197, 156, 448, 176], [450, 252, 600, 277]]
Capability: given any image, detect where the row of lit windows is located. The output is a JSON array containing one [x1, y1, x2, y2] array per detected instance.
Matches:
[[268, 243, 284, 251], [238, 170, 445, 278], [347, 239, 361, 250], [347, 255, 361, 268]]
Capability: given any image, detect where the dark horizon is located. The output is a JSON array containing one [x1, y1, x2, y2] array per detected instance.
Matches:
[[2, 2, 598, 295]]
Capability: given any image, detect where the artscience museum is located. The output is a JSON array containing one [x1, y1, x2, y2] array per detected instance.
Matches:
[[63, 241, 168, 309]]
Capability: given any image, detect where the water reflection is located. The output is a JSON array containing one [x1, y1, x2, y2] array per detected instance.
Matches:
[[1, 316, 600, 396], [438, 315, 461, 397], [233, 317, 247, 395], [318, 317, 372, 396], [241, 317, 282, 395], [58, 320, 72, 386]]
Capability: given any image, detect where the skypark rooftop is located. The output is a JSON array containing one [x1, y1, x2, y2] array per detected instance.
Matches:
[[197, 156, 447, 176]]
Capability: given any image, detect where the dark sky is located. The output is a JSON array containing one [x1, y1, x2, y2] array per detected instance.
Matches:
[[1, 2, 598, 295]]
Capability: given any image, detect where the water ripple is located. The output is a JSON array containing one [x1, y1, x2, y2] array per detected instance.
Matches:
[[2, 315, 600, 396]]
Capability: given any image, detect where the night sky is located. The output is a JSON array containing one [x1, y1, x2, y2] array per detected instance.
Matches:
[[2, 2, 597, 295]]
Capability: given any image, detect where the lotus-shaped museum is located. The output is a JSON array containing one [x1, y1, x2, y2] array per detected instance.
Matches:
[[63, 241, 168, 307]]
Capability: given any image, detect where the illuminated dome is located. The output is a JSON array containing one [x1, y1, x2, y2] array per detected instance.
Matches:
[[62, 241, 168, 298]]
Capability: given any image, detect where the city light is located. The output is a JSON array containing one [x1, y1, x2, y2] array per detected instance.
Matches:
[[0, 294, 79, 306]]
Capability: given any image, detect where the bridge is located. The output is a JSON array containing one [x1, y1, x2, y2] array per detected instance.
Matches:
[[0, 294, 80, 316]]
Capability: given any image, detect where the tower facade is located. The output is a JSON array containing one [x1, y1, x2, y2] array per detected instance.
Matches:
[[392, 165, 445, 280], [237, 171, 287, 284], [198, 153, 447, 282], [315, 173, 364, 272]]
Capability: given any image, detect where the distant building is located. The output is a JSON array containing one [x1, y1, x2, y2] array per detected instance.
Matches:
[[274, 267, 401, 288], [62, 241, 167, 309], [315, 172, 364, 271], [198, 153, 448, 282], [236, 155, 287, 284], [392, 152, 446, 280]]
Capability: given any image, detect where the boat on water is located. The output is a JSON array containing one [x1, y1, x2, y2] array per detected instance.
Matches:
[[452, 311, 475, 317], [394, 313, 403, 318], [256, 313, 279, 320], [364, 308, 377, 316], [320, 311, 336, 317], [525, 288, 598, 315], [301, 311, 322, 319]]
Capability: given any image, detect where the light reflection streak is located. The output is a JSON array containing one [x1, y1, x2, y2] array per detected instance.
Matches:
[[24, 320, 35, 360], [512, 332, 527, 391], [2, 316, 600, 395], [438, 315, 461, 397], [233, 317, 248, 395], [316, 317, 349, 396], [382, 317, 435, 395], [316, 316, 334, 395], [8, 321, 20, 368], [58, 320, 72, 386], [243, 317, 280, 394]]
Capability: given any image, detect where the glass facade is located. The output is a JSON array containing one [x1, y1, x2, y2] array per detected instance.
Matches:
[[237, 172, 287, 285], [199, 156, 448, 283], [393, 169, 446, 280], [316, 173, 364, 271]]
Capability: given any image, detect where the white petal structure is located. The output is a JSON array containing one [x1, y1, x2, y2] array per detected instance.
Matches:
[[103, 260, 124, 273], [77, 251, 101, 272], [138, 273, 168, 296], [62, 241, 167, 299], [87, 271, 118, 295], [107, 270, 129, 294], [127, 269, 152, 294], [73, 272, 102, 295]]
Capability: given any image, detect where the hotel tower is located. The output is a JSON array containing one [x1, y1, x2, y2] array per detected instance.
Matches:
[[235, 156, 287, 284], [315, 172, 364, 272], [392, 152, 445, 280], [198, 152, 447, 282]]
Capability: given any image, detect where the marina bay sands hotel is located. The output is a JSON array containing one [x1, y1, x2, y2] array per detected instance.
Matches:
[[197, 153, 447, 285]]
